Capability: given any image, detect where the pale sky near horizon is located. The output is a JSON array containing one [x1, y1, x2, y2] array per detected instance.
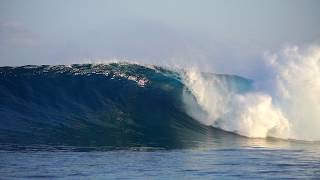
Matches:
[[0, 0, 319, 78]]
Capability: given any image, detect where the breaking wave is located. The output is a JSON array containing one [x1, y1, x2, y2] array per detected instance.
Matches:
[[183, 46, 320, 141], [0, 46, 319, 147]]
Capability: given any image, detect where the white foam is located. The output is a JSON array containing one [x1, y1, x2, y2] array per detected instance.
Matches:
[[182, 45, 320, 141]]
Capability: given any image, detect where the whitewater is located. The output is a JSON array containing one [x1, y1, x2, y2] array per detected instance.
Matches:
[[182, 46, 320, 141]]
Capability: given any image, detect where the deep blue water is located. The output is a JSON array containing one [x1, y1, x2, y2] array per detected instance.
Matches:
[[0, 63, 251, 147], [0, 63, 319, 179], [1, 139, 320, 179]]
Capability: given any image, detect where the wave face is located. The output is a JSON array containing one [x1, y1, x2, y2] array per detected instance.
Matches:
[[0, 63, 250, 147], [1, 47, 319, 148]]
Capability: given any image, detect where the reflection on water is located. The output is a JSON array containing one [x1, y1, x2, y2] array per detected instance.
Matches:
[[1, 133, 320, 179], [1, 146, 320, 179]]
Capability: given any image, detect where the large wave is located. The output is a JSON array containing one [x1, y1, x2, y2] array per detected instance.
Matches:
[[0, 46, 319, 147], [0, 63, 242, 147]]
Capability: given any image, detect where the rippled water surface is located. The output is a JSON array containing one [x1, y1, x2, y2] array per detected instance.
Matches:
[[1, 138, 320, 179]]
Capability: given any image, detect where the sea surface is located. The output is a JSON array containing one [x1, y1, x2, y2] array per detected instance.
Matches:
[[1, 63, 319, 179], [1, 139, 320, 179]]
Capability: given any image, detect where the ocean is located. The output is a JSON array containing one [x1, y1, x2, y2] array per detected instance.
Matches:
[[1, 139, 320, 179], [0, 63, 319, 179]]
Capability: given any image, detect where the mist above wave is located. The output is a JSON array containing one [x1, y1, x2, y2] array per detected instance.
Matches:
[[182, 46, 320, 141]]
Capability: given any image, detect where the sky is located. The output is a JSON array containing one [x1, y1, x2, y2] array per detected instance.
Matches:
[[0, 0, 320, 78]]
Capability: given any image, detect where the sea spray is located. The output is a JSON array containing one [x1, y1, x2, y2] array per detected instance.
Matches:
[[265, 46, 320, 140], [182, 46, 320, 141], [182, 69, 290, 139]]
